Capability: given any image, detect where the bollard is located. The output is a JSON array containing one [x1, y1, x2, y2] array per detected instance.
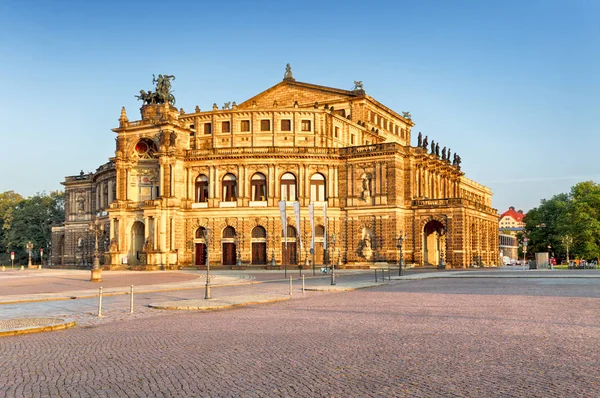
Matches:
[[20, 266, 24, 271], [98, 287, 103, 317], [1, 266, 4, 272], [130, 285, 134, 314], [289, 275, 293, 297], [302, 275, 305, 294]]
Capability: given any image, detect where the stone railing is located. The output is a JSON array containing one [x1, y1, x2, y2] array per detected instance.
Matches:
[[412, 198, 495, 214], [187, 146, 339, 157], [339, 142, 400, 156]]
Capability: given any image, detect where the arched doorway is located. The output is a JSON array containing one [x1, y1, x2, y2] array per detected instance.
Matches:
[[251, 226, 267, 264], [222, 226, 237, 266], [314, 225, 325, 265], [282, 226, 297, 265], [423, 220, 444, 266], [130, 221, 145, 265], [195, 227, 207, 267]]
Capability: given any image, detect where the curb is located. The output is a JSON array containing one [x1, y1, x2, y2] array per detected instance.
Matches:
[[148, 295, 291, 311], [0, 318, 76, 337]]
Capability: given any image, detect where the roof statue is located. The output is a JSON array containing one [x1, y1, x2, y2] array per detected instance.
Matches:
[[422, 135, 428, 150], [283, 64, 295, 81], [135, 74, 176, 105], [402, 111, 412, 120], [353, 81, 364, 91], [417, 132, 422, 147]]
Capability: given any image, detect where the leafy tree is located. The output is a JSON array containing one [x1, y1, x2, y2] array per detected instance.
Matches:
[[524, 181, 600, 261], [4, 191, 64, 263], [0, 191, 24, 260]]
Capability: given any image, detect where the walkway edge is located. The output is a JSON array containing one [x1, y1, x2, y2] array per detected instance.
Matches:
[[0, 318, 76, 337]]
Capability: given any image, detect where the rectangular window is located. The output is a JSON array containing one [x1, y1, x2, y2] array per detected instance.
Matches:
[[301, 120, 311, 131], [240, 120, 250, 132], [204, 123, 212, 135], [351, 134, 355, 145], [281, 119, 291, 131], [334, 126, 339, 138], [252, 182, 266, 201], [260, 120, 271, 131], [222, 121, 230, 133]]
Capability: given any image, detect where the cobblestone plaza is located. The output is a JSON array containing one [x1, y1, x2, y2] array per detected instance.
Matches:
[[1, 271, 599, 397]]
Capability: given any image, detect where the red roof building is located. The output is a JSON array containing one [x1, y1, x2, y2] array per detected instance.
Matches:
[[499, 206, 525, 229]]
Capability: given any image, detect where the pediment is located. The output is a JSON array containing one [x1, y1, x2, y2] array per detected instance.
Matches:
[[237, 80, 361, 109]]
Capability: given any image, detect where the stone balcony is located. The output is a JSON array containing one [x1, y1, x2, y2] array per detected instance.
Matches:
[[412, 198, 496, 214]]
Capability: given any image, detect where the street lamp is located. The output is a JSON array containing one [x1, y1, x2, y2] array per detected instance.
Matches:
[[523, 237, 529, 270], [562, 235, 573, 264], [89, 220, 102, 282], [548, 244, 552, 269], [26, 241, 33, 268], [203, 228, 212, 299], [397, 235, 404, 276], [235, 233, 242, 267], [330, 233, 336, 285]]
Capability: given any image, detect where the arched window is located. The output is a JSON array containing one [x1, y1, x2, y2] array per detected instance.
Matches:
[[252, 226, 266, 239], [310, 173, 326, 202], [195, 226, 206, 239], [195, 175, 209, 202], [223, 226, 236, 238], [222, 174, 237, 201], [286, 226, 297, 238], [280, 172, 297, 201], [251, 173, 267, 201], [315, 225, 325, 238]]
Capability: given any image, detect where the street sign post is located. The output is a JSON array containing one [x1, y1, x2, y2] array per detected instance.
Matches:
[[10, 251, 14, 269]]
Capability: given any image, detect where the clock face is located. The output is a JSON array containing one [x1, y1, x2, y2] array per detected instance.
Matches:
[[135, 141, 148, 154]]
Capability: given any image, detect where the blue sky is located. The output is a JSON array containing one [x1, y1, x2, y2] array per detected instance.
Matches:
[[1, 0, 598, 213]]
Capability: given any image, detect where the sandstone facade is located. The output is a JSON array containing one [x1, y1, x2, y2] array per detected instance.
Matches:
[[52, 72, 498, 269]]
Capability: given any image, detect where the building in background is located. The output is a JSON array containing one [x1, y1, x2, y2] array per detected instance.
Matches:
[[499, 206, 525, 231], [52, 67, 499, 269]]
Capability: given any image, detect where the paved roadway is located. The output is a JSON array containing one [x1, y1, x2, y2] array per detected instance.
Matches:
[[0, 268, 599, 397]]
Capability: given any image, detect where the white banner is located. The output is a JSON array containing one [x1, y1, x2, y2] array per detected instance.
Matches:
[[323, 203, 328, 250], [308, 203, 315, 251], [278, 200, 287, 246], [293, 201, 302, 250]]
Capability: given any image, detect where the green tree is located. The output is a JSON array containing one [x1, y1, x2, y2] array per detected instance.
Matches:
[[525, 181, 600, 261], [0, 191, 24, 260], [569, 181, 600, 259], [5, 191, 64, 263]]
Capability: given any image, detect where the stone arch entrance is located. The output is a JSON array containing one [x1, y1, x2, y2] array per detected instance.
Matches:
[[251, 226, 267, 265], [194, 227, 207, 267], [423, 220, 445, 266], [130, 221, 145, 265], [222, 226, 237, 266], [282, 226, 297, 265]]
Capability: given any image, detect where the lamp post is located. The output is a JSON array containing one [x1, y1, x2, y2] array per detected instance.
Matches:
[[235, 233, 242, 267], [330, 233, 336, 285], [522, 237, 528, 270], [89, 220, 103, 281], [26, 241, 33, 268], [547, 244, 552, 269], [397, 235, 404, 276], [203, 228, 212, 299], [562, 235, 572, 264]]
